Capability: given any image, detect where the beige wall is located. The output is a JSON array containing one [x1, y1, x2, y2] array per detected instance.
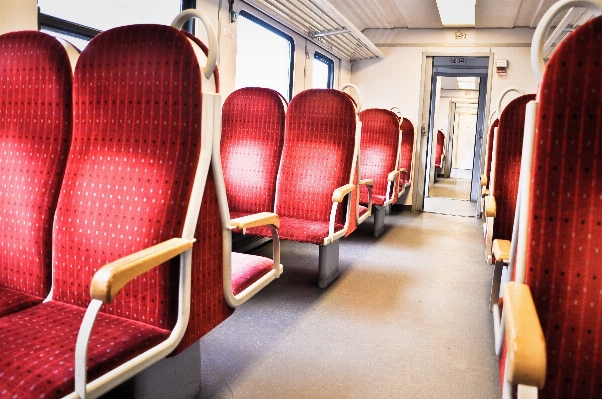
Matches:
[[0, 0, 37, 34], [352, 27, 540, 205]]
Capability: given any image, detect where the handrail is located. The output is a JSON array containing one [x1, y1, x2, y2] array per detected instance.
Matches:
[[390, 106, 403, 120], [531, 0, 602, 81], [338, 83, 363, 112], [171, 9, 218, 79], [488, 110, 497, 126], [496, 87, 526, 117]]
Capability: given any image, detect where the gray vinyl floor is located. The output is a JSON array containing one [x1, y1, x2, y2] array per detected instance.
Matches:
[[198, 207, 501, 398]]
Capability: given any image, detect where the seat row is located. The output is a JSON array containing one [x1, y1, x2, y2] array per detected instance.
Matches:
[[0, 9, 417, 398], [481, 1, 602, 397]]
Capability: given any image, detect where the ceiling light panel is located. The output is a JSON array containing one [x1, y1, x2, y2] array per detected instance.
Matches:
[[436, 0, 475, 27]]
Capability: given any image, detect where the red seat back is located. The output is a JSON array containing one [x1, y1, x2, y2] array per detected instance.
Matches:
[[359, 109, 400, 202], [221, 87, 286, 216], [435, 130, 444, 167], [55, 25, 231, 352], [275, 89, 356, 225], [491, 94, 535, 242], [400, 117, 415, 186], [0, 31, 72, 309], [524, 15, 602, 398], [485, 118, 499, 187]]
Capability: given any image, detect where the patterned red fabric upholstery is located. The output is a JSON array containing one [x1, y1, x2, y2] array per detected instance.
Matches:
[[435, 130, 444, 168], [221, 87, 286, 217], [255, 89, 355, 244], [521, 16, 602, 398], [0, 302, 169, 398], [358, 109, 400, 206], [0, 31, 72, 316], [250, 216, 343, 245], [485, 118, 499, 187], [400, 118, 414, 187], [231, 252, 273, 296], [0, 289, 43, 317], [491, 94, 535, 242], [176, 173, 233, 354]]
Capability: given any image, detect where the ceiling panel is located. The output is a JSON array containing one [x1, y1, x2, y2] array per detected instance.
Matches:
[[514, 0, 558, 27], [393, 0, 443, 29], [475, 0, 524, 28], [328, 0, 407, 30]]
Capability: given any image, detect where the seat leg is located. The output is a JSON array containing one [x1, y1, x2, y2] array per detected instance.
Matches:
[[318, 240, 340, 288], [489, 260, 504, 312], [102, 340, 202, 399], [373, 205, 386, 237]]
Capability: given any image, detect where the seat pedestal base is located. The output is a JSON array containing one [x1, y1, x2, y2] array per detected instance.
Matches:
[[102, 340, 201, 399], [373, 205, 386, 237], [318, 240, 339, 288], [489, 260, 504, 312]]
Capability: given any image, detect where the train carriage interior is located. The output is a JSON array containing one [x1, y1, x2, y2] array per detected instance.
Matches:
[[0, 0, 601, 398]]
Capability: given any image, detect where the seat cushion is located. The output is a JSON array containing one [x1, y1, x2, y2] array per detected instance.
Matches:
[[0, 287, 43, 317], [359, 191, 387, 207], [358, 205, 369, 218], [247, 216, 343, 245], [0, 301, 169, 398], [231, 252, 274, 295]]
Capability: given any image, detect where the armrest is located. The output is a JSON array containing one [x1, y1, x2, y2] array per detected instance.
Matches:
[[332, 183, 355, 203], [90, 237, 195, 303], [388, 170, 400, 181], [485, 195, 496, 217], [492, 239, 511, 263], [481, 174, 488, 187], [359, 179, 374, 187], [231, 212, 280, 229], [399, 168, 407, 175], [503, 282, 546, 389]]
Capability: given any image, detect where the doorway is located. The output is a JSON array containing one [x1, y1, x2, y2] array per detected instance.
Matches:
[[413, 55, 491, 217]]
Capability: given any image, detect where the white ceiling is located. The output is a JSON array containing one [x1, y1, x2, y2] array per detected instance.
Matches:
[[327, 0, 559, 30]]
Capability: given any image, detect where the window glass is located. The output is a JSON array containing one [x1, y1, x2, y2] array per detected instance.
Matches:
[[38, 0, 182, 49], [235, 11, 294, 101], [38, 1, 181, 32], [313, 52, 334, 89]]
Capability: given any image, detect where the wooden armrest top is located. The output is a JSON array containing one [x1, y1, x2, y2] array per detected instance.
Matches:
[[388, 170, 400, 181], [503, 282, 546, 389], [231, 212, 280, 229], [90, 237, 195, 303], [332, 183, 355, 203], [481, 174, 488, 187], [359, 179, 374, 187], [399, 168, 408, 174], [492, 239, 511, 263], [485, 195, 496, 218]]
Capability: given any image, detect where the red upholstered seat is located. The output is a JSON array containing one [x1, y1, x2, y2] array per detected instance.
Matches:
[[485, 118, 499, 188], [358, 109, 400, 207], [399, 118, 415, 189], [0, 302, 169, 398], [221, 87, 286, 217], [490, 95, 535, 243], [251, 89, 356, 245], [434, 130, 445, 168], [231, 252, 274, 295], [251, 216, 343, 245], [0, 31, 73, 317], [503, 15, 602, 398], [0, 22, 231, 397]]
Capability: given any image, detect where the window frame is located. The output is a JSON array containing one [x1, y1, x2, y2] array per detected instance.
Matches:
[[313, 51, 334, 89], [237, 10, 296, 101], [38, 0, 196, 43]]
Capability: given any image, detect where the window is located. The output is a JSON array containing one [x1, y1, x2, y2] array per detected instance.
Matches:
[[38, 0, 192, 50], [313, 52, 334, 89], [235, 11, 295, 101]]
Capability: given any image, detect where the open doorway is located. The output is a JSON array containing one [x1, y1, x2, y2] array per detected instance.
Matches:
[[413, 55, 490, 217]]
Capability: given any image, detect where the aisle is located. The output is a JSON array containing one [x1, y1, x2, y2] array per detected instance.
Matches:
[[198, 208, 500, 398]]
